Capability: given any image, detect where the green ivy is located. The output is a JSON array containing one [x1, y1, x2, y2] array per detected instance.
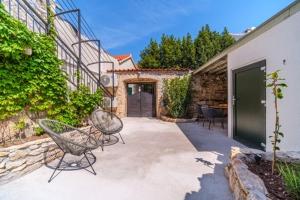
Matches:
[[0, 5, 103, 128], [55, 86, 103, 126], [0, 4, 67, 121], [163, 75, 191, 118]]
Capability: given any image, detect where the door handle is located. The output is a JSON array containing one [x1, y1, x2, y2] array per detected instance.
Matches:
[[261, 100, 266, 107], [232, 96, 236, 105]]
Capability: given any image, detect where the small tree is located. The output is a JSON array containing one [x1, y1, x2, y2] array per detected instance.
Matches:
[[267, 70, 287, 174]]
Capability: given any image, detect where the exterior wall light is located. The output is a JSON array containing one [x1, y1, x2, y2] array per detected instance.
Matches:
[[23, 47, 32, 56]]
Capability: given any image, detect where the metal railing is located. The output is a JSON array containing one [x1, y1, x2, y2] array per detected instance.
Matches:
[[1, 0, 114, 111]]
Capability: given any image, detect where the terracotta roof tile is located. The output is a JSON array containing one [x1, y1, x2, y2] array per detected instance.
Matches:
[[113, 54, 131, 62]]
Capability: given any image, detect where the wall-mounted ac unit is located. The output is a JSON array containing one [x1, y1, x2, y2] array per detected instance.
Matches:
[[103, 97, 118, 108], [100, 73, 118, 87]]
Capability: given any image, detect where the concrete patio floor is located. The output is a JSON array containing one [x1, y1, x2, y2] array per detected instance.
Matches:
[[0, 118, 243, 200]]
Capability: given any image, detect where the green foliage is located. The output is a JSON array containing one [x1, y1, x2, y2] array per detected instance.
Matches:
[[266, 70, 287, 174], [278, 163, 300, 199], [163, 75, 191, 118], [195, 25, 219, 66], [139, 25, 235, 69], [0, 5, 103, 130], [34, 127, 44, 136], [0, 4, 67, 122], [159, 34, 182, 68], [68, 86, 103, 124], [220, 27, 235, 50], [54, 86, 103, 126], [181, 33, 196, 69], [15, 118, 26, 132], [139, 39, 161, 68]]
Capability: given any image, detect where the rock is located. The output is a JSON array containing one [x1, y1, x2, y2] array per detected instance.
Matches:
[[24, 162, 42, 174], [29, 148, 46, 156], [26, 154, 44, 165], [0, 152, 9, 157], [29, 144, 39, 150], [0, 168, 8, 174], [41, 142, 49, 148], [11, 163, 27, 172], [0, 158, 7, 169], [248, 190, 268, 200], [9, 150, 28, 161], [6, 159, 26, 170], [0, 170, 9, 177], [263, 151, 300, 163], [226, 148, 268, 200]]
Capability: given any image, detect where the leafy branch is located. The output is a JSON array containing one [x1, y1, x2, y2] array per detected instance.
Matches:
[[266, 70, 287, 174]]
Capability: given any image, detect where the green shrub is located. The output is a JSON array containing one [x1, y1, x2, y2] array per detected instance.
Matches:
[[278, 163, 300, 199], [163, 75, 191, 118], [34, 127, 44, 136], [14, 118, 26, 132], [52, 86, 103, 126]]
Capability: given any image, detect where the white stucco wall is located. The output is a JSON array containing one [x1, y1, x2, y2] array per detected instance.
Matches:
[[227, 11, 300, 151], [119, 58, 136, 69]]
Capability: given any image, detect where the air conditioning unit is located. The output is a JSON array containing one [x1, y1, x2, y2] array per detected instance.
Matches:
[[100, 73, 118, 87], [103, 97, 118, 108]]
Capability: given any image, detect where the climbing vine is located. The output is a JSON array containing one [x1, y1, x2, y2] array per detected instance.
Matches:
[[0, 4, 103, 144]]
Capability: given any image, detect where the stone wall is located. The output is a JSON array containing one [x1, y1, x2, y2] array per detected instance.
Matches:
[[225, 147, 269, 200], [225, 147, 300, 200], [0, 126, 94, 185], [114, 71, 188, 117], [189, 72, 227, 117], [0, 137, 61, 185]]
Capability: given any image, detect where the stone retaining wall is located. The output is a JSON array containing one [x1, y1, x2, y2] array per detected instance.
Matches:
[[225, 147, 269, 200], [0, 126, 92, 185], [0, 137, 61, 185], [160, 115, 197, 123], [225, 147, 300, 200]]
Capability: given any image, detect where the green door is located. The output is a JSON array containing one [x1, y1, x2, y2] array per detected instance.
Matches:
[[233, 60, 266, 150]]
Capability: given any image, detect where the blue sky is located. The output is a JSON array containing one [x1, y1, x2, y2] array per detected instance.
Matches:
[[75, 0, 294, 61]]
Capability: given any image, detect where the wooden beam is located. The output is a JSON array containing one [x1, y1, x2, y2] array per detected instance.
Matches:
[[209, 63, 227, 74], [216, 67, 227, 75], [202, 59, 227, 73]]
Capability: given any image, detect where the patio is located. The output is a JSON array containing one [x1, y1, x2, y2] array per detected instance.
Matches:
[[0, 118, 243, 200]]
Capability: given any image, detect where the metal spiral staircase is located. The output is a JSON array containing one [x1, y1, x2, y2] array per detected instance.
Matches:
[[1, 0, 115, 112]]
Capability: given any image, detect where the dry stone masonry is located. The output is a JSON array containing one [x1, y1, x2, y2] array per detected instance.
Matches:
[[225, 147, 300, 200], [0, 126, 93, 185], [189, 72, 227, 117], [0, 137, 61, 185]]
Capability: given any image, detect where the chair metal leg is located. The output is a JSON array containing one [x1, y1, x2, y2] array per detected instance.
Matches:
[[84, 153, 96, 175], [209, 120, 211, 130], [118, 132, 125, 144], [48, 153, 66, 183], [221, 119, 225, 129]]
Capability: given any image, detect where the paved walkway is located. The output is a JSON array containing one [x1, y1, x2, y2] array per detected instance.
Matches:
[[0, 118, 243, 200]]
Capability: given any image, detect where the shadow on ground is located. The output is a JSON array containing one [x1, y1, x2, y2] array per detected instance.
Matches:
[[176, 122, 243, 200]]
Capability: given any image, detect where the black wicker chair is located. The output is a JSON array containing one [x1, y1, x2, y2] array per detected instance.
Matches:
[[90, 109, 124, 150], [38, 119, 99, 183], [201, 106, 225, 130]]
